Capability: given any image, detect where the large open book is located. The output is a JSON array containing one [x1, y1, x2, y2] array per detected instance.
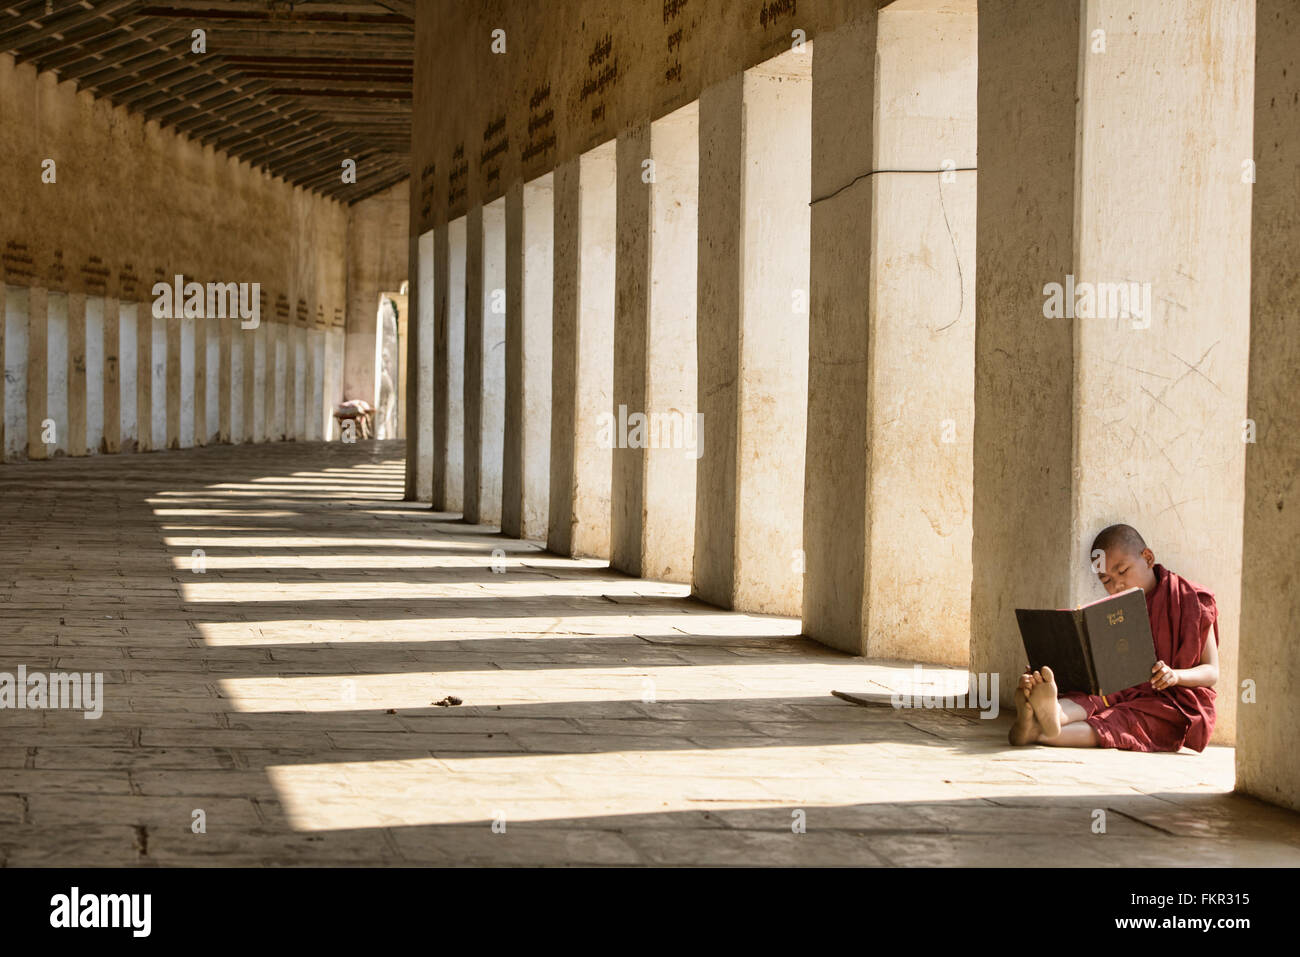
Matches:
[[1014, 587, 1155, 697]]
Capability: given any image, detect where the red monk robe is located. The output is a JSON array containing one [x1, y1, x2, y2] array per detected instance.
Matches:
[[1063, 564, 1219, 752]]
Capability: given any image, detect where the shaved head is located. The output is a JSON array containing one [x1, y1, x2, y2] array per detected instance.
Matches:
[[1092, 523, 1147, 556], [1091, 524, 1158, 596]]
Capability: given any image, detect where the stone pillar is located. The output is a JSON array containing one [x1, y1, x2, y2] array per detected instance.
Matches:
[[100, 296, 119, 454], [299, 325, 310, 440], [464, 206, 484, 518], [694, 54, 811, 616], [209, 321, 220, 444], [548, 141, 616, 559], [431, 223, 451, 509], [1238, 0, 1298, 811], [502, 174, 554, 541], [180, 314, 196, 448], [344, 295, 381, 412], [193, 312, 207, 446], [306, 326, 323, 441], [252, 320, 267, 442], [25, 288, 47, 459], [265, 320, 279, 444], [272, 320, 285, 441], [3, 285, 27, 461], [396, 295, 408, 442], [150, 311, 167, 450], [165, 308, 180, 450], [297, 325, 306, 442], [218, 316, 232, 444], [462, 209, 483, 520], [313, 326, 327, 442], [67, 293, 87, 456], [403, 233, 418, 494], [415, 229, 435, 500], [283, 324, 294, 442], [237, 323, 251, 443], [611, 103, 699, 582], [262, 320, 276, 442], [228, 322, 241, 444], [204, 320, 217, 444], [135, 303, 152, 453], [464, 200, 507, 525], [0, 285, 5, 456], [301, 326, 314, 443], [43, 290, 68, 458], [972, 0, 1253, 739], [613, 124, 650, 575], [269, 320, 278, 440], [282, 321, 292, 441], [85, 295, 105, 455], [292, 325, 307, 440], [117, 302, 137, 452], [322, 324, 345, 441], [802, 4, 977, 662], [273, 320, 288, 441], [434, 217, 467, 512], [287, 324, 300, 441], [316, 328, 328, 441]]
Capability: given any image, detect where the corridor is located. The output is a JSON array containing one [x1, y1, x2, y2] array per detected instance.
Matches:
[[1, 442, 1297, 867]]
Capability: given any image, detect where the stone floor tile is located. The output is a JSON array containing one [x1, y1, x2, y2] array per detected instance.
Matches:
[[0, 441, 1296, 866]]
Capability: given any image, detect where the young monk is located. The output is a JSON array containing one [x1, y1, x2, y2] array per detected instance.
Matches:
[[1009, 523, 1220, 751]]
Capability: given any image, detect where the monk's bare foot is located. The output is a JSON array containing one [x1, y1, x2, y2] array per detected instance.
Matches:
[[1028, 666, 1061, 738], [1009, 676, 1040, 745]]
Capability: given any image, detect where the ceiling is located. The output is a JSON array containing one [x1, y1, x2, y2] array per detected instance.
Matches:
[[0, 0, 414, 202]]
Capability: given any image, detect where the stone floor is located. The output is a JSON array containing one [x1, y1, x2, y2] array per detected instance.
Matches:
[[1, 440, 1298, 867]]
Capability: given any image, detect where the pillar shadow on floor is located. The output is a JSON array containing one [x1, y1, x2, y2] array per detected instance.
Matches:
[[3, 441, 1298, 866]]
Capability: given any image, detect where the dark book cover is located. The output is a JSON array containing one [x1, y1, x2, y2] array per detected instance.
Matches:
[[1014, 587, 1155, 697]]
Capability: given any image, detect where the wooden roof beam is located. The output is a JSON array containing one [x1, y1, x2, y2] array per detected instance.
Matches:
[[199, 106, 321, 153], [44, 21, 180, 76], [135, 4, 413, 26], [0, 0, 135, 48], [266, 88, 411, 100], [217, 55, 413, 68], [179, 98, 306, 140]]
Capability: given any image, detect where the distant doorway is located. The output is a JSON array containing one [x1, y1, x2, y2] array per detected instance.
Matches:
[[375, 286, 408, 440]]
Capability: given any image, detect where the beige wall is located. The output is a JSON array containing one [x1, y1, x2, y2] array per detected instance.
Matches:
[[411, 0, 891, 233], [412, 0, 1272, 762], [803, 2, 976, 663], [1238, 0, 1300, 810], [0, 53, 346, 321], [973, 0, 1254, 743], [344, 180, 410, 405], [0, 52, 349, 459]]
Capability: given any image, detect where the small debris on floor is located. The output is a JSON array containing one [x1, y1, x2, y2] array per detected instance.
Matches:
[[386, 709, 397, 715], [433, 695, 463, 707]]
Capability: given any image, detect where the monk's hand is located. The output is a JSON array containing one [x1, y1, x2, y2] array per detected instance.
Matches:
[[1151, 660, 1179, 691]]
